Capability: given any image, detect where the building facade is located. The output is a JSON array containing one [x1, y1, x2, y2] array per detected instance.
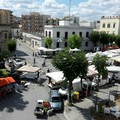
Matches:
[[0, 25, 11, 50], [100, 16, 120, 35], [44, 22, 93, 51], [0, 9, 13, 50], [23, 20, 93, 51], [0, 9, 13, 25], [21, 12, 50, 35]]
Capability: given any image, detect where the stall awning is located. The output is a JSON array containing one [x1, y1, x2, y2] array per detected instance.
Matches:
[[0, 77, 16, 87], [16, 65, 40, 73], [46, 71, 65, 83], [110, 56, 120, 63]]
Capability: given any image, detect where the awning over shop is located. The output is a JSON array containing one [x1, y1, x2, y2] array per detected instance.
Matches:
[[16, 65, 40, 73], [0, 77, 16, 87], [110, 56, 120, 63], [106, 66, 120, 72], [46, 71, 65, 83]]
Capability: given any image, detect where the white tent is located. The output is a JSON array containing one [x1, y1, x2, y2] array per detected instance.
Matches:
[[16, 65, 40, 73], [106, 66, 120, 72], [46, 71, 65, 83], [37, 47, 47, 50], [70, 48, 81, 52]]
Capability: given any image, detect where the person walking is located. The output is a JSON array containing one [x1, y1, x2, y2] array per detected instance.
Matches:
[[33, 58, 36, 65]]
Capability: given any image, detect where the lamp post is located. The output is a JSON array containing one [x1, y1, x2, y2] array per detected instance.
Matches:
[[57, 39, 62, 48]]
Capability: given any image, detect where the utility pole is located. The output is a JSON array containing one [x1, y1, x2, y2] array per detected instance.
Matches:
[[69, 0, 71, 25]]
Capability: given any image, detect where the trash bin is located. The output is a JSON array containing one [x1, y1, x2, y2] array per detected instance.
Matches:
[[73, 91, 79, 100]]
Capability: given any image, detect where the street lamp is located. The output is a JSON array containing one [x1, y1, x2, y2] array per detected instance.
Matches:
[[57, 39, 62, 48]]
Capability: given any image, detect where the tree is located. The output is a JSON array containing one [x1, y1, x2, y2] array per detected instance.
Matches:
[[67, 34, 82, 49], [92, 54, 107, 90], [99, 31, 109, 46], [0, 50, 10, 61], [108, 34, 116, 45], [7, 39, 16, 53], [115, 35, 120, 47], [45, 37, 52, 48], [89, 31, 100, 46], [52, 50, 88, 103]]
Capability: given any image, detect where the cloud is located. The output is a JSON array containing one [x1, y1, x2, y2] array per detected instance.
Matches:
[[0, 0, 120, 20]]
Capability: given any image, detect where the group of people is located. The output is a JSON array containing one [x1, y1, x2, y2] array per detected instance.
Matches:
[[0, 84, 15, 97]]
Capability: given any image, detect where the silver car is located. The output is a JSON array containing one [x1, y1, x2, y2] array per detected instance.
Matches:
[[50, 90, 63, 110]]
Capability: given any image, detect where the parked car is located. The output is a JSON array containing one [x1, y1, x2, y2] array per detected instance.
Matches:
[[58, 86, 68, 99], [13, 59, 23, 68], [49, 89, 63, 110], [34, 100, 53, 117], [34, 100, 44, 116]]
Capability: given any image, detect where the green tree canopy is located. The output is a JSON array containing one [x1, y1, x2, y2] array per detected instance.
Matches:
[[52, 50, 88, 103], [67, 34, 82, 49], [99, 31, 109, 46], [45, 37, 52, 48], [0, 50, 10, 61], [115, 35, 120, 47], [108, 34, 116, 44], [89, 31, 100, 46], [92, 54, 108, 90], [7, 39, 16, 53]]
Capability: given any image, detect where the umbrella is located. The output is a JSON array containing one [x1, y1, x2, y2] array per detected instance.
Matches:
[[0, 78, 10, 87], [0, 77, 15, 87], [6, 77, 16, 84]]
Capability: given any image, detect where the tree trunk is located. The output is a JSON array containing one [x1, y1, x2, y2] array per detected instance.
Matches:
[[68, 80, 72, 104], [80, 77, 83, 97], [97, 74, 100, 91]]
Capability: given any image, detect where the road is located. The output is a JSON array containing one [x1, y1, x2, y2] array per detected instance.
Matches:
[[0, 39, 66, 120]]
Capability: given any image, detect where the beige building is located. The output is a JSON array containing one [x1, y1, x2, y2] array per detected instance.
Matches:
[[0, 9, 13, 50], [0, 9, 13, 25], [21, 12, 50, 35], [0, 25, 11, 50], [100, 16, 120, 35]]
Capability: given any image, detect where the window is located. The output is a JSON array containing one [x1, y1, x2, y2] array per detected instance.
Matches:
[[64, 42, 67, 47], [4, 33, 8, 39], [79, 32, 82, 37], [86, 32, 89, 38], [65, 32, 68, 39], [56, 42, 60, 48], [113, 23, 116, 28], [85, 42, 88, 47], [72, 32, 75, 35], [102, 23, 105, 28], [45, 31, 47, 37], [49, 31, 51, 37], [107, 23, 110, 28], [57, 32, 60, 38]]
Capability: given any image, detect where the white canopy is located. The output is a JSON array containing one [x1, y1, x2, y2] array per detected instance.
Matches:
[[37, 47, 47, 50], [106, 66, 120, 72], [16, 65, 40, 73], [110, 56, 120, 63], [46, 71, 65, 83], [43, 48, 55, 52], [70, 48, 81, 52], [46, 66, 98, 83]]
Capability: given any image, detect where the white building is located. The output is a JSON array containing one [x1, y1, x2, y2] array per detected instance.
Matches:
[[44, 20, 93, 51], [22, 20, 93, 51], [100, 16, 120, 35]]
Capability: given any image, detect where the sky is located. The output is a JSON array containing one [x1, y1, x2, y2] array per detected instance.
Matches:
[[0, 0, 120, 20]]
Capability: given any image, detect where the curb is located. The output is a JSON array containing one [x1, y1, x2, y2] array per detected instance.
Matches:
[[64, 106, 70, 120]]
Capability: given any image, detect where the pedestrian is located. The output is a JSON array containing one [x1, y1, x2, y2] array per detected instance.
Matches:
[[33, 58, 36, 65], [47, 68, 50, 73], [33, 52, 34, 56], [25, 61, 27, 65]]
